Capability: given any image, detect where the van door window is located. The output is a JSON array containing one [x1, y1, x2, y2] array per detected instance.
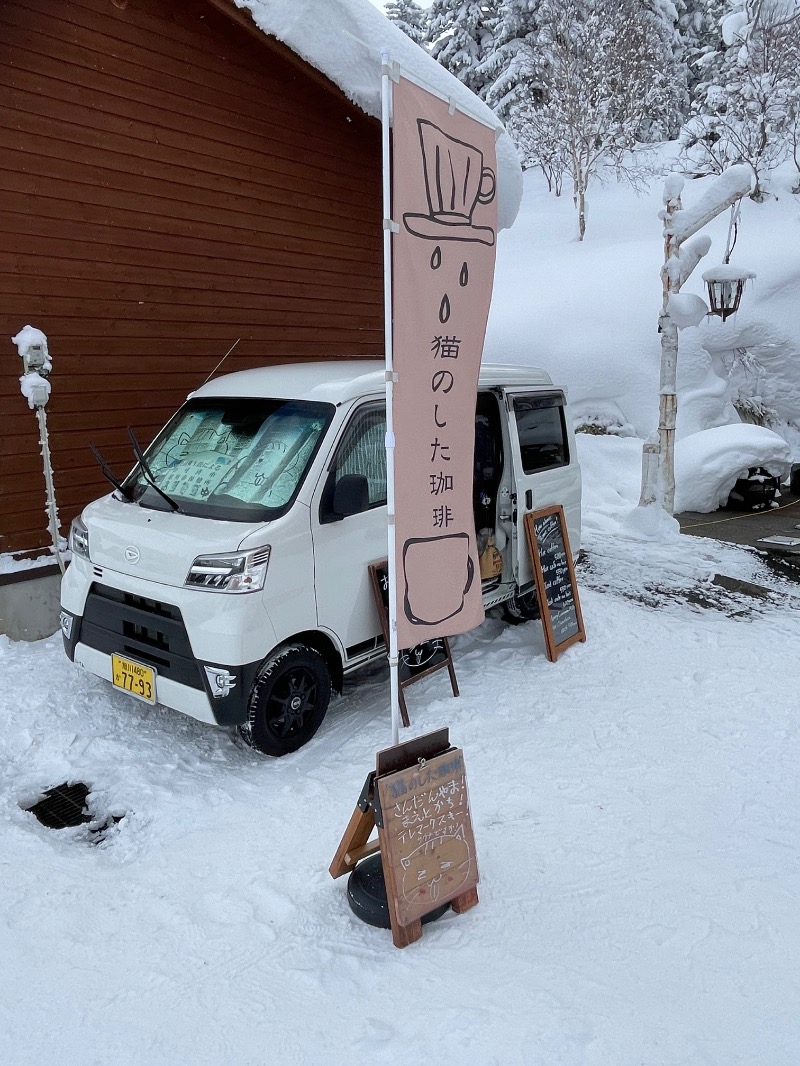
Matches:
[[512, 392, 569, 474], [321, 403, 387, 521]]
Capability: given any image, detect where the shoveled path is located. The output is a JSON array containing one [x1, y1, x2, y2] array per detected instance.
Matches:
[[677, 491, 800, 551]]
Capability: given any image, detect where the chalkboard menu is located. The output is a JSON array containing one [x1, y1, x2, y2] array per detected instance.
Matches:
[[329, 729, 480, 949], [368, 560, 459, 726], [523, 505, 586, 662], [376, 745, 479, 932]]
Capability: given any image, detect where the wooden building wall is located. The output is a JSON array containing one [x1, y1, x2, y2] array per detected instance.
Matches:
[[0, 0, 383, 558]]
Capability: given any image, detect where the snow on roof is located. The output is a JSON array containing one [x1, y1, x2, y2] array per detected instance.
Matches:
[[230, 0, 523, 231]]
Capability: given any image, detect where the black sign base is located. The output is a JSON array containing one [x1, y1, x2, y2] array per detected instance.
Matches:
[[347, 853, 450, 930]]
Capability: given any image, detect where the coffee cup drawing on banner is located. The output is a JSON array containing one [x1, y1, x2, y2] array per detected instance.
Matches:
[[402, 120, 496, 246], [402, 532, 475, 627]]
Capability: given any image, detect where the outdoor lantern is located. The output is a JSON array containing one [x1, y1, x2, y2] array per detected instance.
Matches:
[[701, 263, 756, 321]]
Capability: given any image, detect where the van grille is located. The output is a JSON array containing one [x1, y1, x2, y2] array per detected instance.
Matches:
[[80, 583, 203, 690]]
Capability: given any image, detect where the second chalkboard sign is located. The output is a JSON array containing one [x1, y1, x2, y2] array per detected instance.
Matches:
[[523, 505, 586, 662], [368, 560, 459, 727]]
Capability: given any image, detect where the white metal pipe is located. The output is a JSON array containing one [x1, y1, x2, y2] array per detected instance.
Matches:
[[381, 48, 401, 747]]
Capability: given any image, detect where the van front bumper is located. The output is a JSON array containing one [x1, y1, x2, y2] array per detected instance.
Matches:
[[59, 599, 261, 728]]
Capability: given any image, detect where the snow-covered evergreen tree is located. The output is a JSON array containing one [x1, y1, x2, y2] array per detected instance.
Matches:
[[424, 1, 501, 96], [681, 0, 800, 197], [385, 0, 429, 46], [477, 0, 551, 123], [637, 0, 690, 141], [677, 0, 727, 97]]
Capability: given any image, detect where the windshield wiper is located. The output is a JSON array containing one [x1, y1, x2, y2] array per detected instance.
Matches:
[[127, 426, 181, 513], [90, 442, 133, 501]]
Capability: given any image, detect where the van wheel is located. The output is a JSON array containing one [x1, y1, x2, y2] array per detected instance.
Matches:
[[238, 644, 331, 757], [501, 588, 540, 625]]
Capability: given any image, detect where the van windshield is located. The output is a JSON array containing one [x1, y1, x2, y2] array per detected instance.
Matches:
[[126, 397, 334, 521]]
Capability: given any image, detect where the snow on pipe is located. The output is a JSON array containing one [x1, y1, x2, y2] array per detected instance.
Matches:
[[13, 325, 65, 574]]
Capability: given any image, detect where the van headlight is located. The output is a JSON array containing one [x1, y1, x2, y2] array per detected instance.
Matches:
[[185, 546, 271, 593], [69, 515, 90, 560]]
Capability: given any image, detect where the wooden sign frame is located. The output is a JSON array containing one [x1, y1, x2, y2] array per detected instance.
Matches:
[[330, 728, 479, 949], [368, 560, 459, 728], [523, 505, 586, 662]]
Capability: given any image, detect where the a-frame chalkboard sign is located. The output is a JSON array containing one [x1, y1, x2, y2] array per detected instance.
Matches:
[[368, 560, 459, 728], [523, 505, 586, 662], [330, 728, 479, 949]]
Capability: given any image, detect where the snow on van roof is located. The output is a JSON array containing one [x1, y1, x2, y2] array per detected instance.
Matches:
[[194, 359, 554, 404], [230, 0, 523, 231]]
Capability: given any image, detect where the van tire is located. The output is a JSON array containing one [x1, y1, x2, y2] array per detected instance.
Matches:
[[238, 644, 331, 757], [501, 588, 540, 625]]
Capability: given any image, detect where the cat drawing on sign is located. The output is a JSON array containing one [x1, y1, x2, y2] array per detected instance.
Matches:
[[400, 824, 471, 906]]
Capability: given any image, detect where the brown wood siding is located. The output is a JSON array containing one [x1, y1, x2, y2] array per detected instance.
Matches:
[[0, 0, 383, 556]]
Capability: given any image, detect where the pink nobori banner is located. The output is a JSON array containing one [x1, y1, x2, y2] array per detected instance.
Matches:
[[391, 76, 498, 649]]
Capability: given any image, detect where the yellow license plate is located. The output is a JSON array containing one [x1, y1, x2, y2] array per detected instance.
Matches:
[[111, 654, 156, 704]]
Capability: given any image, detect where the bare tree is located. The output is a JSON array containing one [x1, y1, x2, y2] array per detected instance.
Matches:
[[790, 93, 800, 185], [510, 0, 684, 239]]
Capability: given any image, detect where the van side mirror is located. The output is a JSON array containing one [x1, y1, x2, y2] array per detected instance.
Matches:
[[332, 474, 370, 518]]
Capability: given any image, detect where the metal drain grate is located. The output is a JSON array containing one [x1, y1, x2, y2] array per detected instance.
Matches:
[[26, 782, 92, 829]]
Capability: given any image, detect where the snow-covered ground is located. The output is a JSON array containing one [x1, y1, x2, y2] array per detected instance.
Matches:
[[5, 148, 800, 1063], [3, 429, 800, 1066]]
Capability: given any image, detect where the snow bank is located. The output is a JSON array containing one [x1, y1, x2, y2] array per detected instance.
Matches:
[[233, 0, 523, 230], [577, 433, 643, 530], [0, 551, 60, 576], [674, 423, 792, 513], [621, 500, 681, 539]]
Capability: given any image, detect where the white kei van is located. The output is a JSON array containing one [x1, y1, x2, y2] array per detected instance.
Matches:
[[60, 360, 581, 756]]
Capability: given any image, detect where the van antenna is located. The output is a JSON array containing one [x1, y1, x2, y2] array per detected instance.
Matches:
[[202, 338, 241, 385]]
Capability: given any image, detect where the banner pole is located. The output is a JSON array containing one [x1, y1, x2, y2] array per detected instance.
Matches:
[[381, 49, 401, 747]]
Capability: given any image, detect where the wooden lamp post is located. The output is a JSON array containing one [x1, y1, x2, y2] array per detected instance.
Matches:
[[638, 165, 755, 515]]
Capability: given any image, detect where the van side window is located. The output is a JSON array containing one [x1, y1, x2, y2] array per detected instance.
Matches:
[[513, 392, 569, 473], [323, 403, 387, 519]]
